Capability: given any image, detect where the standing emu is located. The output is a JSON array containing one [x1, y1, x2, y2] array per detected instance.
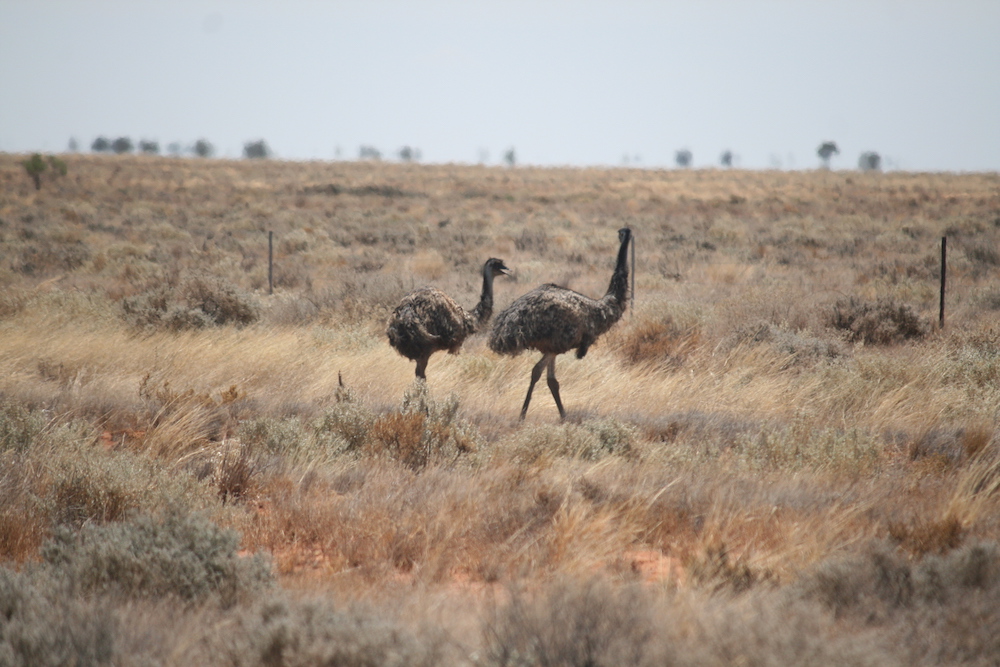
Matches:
[[387, 258, 511, 380], [489, 228, 632, 420]]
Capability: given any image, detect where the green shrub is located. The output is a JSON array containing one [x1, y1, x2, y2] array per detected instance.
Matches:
[[484, 577, 665, 667], [21, 153, 46, 191], [974, 287, 1000, 311], [507, 419, 635, 464], [966, 242, 1000, 269], [42, 436, 217, 526], [801, 540, 1000, 619], [18, 153, 66, 191], [509, 423, 598, 464], [181, 275, 259, 326], [39, 512, 272, 607], [120, 286, 172, 328], [0, 401, 46, 454], [16, 239, 91, 275], [121, 276, 259, 329], [0, 567, 117, 667], [727, 320, 844, 365], [195, 595, 443, 667], [365, 384, 481, 470], [730, 423, 882, 473], [580, 418, 637, 459], [829, 297, 928, 345], [313, 401, 375, 455], [235, 415, 344, 472], [799, 543, 1000, 663], [238, 417, 310, 456]]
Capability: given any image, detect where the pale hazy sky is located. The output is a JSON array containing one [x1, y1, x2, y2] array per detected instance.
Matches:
[[2, 1, 998, 171]]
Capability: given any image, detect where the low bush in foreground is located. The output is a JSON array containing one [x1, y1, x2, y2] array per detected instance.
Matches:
[[193, 596, 445, 667], [800, 541, 1000, 665], [40, 511, 272, 606], [1, 512, 273, 666]]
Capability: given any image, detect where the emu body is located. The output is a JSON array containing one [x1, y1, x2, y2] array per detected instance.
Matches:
[[489, 228, 632, 419], [387, 257, 510, 380]]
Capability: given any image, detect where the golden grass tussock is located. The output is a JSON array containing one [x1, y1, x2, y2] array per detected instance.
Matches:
[[3, 154, 1000, 663]]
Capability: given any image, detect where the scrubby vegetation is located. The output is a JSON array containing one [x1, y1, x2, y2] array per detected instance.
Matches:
[[1, 153, 1000, 664]]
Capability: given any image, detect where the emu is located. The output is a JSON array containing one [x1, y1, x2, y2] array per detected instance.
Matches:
[[489, 228, 632, 420], [387, 258, 510, 380]]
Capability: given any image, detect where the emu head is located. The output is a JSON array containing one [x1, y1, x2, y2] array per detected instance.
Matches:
[[486, 258, 512, 278]]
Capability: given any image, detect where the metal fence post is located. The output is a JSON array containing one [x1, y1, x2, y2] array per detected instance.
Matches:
[[939, 236, 946, 328], [268, 231, 274, 295]]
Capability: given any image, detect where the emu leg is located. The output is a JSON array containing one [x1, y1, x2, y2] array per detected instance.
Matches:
[[415, 355, 430, 380], [546, 355, 566, 420], [520, 354, 550, 420]]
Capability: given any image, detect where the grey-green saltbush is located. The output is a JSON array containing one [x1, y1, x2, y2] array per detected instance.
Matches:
[[40, 511, 272, 607]]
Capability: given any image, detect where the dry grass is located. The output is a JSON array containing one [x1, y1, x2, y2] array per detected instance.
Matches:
[[2, 154, 1000, 663]]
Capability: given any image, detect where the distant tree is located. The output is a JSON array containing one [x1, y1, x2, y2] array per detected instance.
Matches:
[[359, 145, 382, 160], [817, 141, 839, 168], [139, 139, 159, 155], [720, 150, 733, 168], [398, 146, 422, 162], [91, 136, 111, 153], [111, 137, 133, 154], [243, 139, 271, 159], [193, 139, 215, 158], [503, 147, 516, 167], [68, 137, 79, 152], [166, 141, 183, 156], [858, 151, 881, 172], [675, 149, 692, 168], [21, 154, 66, 191], [22, 153, 46, 190]]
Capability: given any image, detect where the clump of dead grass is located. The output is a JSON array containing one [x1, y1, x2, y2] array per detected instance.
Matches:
[[614, 312, 701, 368]]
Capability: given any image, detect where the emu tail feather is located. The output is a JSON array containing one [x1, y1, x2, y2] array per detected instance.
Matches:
[[387, 316, 442, 361]]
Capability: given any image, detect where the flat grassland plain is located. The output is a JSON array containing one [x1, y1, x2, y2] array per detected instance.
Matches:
[[2, 154, 1000, 665]]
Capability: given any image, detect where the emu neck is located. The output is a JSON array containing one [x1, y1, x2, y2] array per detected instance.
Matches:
[[603, 235, 631, 310], [471, 266, 496, 327]]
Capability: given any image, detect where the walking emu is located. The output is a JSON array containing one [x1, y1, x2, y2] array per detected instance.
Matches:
[[387, 258, 511, 380], [489, 227, 632, 420]]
